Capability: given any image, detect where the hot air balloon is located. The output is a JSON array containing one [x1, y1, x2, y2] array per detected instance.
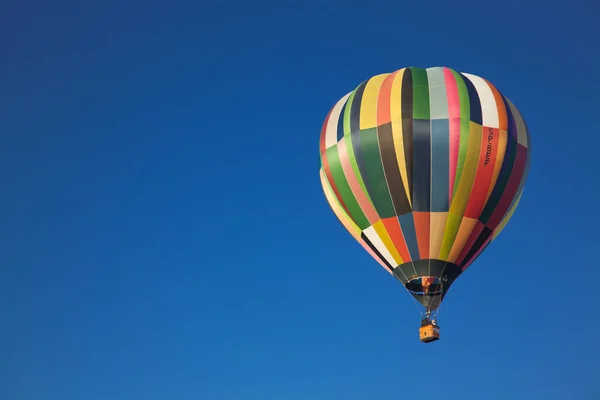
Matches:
[[318, 66, 531, 343]]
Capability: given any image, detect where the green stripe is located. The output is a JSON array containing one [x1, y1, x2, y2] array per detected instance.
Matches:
[[343, 90, 354, 136], [343, 88, 377, 212], [326, 145, 370, 229], [411, 67, 430, 120], [359, 128, 396, 218], [452, 70, 471, 197]]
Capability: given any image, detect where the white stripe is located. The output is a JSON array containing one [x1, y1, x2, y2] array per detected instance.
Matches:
[[506, 99, 529, 147], [325, 92, 351, 149], [426, 67, 449, 120], [363, 226, 397, 267], [462, 73, 500, 129]]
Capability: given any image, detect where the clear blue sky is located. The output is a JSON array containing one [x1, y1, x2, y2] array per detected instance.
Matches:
[[1, 1, 598, 399]]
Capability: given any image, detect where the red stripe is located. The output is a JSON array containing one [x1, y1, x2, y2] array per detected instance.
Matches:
[[461, 236, 491, 272], [320, 106, 350, 215], [319, 106, 333, 157], [464, 127, 500, 218], [382, 217, 412, 262], [377, 72, 397, 125], [444, 68, 460, 203]]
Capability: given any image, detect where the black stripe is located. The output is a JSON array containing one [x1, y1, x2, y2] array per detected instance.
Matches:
[[336, 98, 348, 142], [459, 227, 493, 269], [360, 232, 395, 272], [350, 81, 367, 134], [460, 73, 482, 126], [378, 122, 412, 215], [349, 82, 369, 203], [401, 69, 414, 199], [412, 119, 431, 212]]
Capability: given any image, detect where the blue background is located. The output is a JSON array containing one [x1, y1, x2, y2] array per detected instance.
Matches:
[[2, 1, 598, 399]]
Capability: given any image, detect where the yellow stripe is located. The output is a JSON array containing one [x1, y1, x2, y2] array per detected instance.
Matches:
[[389, 69, 412, 207], [439, 121, 482, 259], [359, 74, 389, 130], [439, 213, 461, 261], [320, 169, 361, 239], [372, 220, 403, 264], [429, 212, 448, 259]]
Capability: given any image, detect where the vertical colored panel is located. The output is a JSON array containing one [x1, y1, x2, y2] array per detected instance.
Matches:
[[459, 226, 493, 269], [372, 219, 403, 264], [504, 99, 532, 213], [492, 192, 522, 240], [411, 67, 430, 120], [462, 73, 499, 128], [336, 100, 347, 142], [430, 119, 450, 212], [413, 212, 430, 259], [320, 105, 333, 156], [427, 67, 448, 119], [343, 90, 370, 201], [455, 220, 485, 265], [349, 82, 367, 133], [378, 122, 411, 215], [441, 120, 482, 259], [486, 145, 527, 230], [448, 217, 478, 262], [399, 213, 420, 259], [486, 128, 507, 203], [326, 145, 370, 229], [401, 69, 414, 198], [320, 170, 360, 237], [438, 212, 461, 261], [361, 232, 395, 273], [377, 71, 396, 125], [358, 128, 396, 218], [412, 119, 431, 212], [360, 74, 389, 130], [445, 69, 461, 203], [487, 81, 508, 130], [461, 73, 482, 125], [479, 96, 518, 224], [363, 225, 398, 267], [324, 93, 351, 148], [429, 212, 448, 260], [461, 234, 492, 272], [382, 217, 412, 263], [451, 71, 471, 199], [321, 144, 349, 217], [412, 69, 432, 215], [464, 126, 500, 218], [337, 137, 380, 224], [389, 69, 412, 206]]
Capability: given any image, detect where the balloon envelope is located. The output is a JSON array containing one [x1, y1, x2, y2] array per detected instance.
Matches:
[[319, 66, 531, 312]]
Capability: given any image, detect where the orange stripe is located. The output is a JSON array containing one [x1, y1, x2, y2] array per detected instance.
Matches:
[[486, 80, 508, 130], [413, 212, 430, 259], [448, 217, 477, 262], [382, 217, 412, 262], [455, 220, 485, 265], [377, 71, 398, 125]]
